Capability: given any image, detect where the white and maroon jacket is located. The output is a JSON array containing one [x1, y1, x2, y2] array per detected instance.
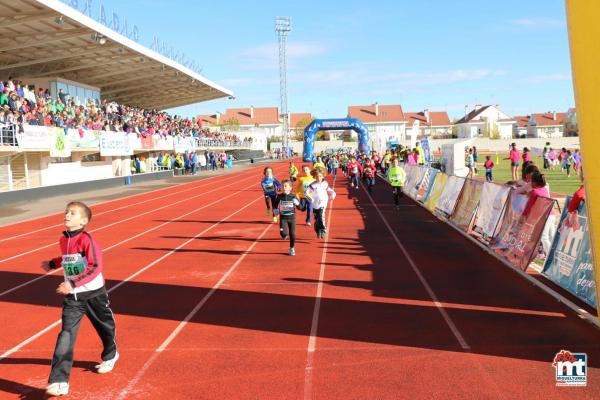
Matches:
[[50, 229, 105, 299]]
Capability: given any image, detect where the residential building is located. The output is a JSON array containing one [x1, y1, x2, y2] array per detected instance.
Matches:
[[565, 107, 578, 136], [404, 110, 452, 138], [526, 112, 566, 138], [347, 103, 406, 151], [512, 116, 530, 138], [454, 105, 514, 139]]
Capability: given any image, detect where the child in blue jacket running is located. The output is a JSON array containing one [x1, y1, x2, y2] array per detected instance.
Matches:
[[261, 166, 282, 223]]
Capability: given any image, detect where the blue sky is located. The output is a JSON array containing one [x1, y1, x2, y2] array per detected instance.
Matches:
[[63, 0, 574, 120]]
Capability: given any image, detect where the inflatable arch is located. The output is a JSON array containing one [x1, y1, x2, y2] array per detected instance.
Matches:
[[303, 118, 369, 162]]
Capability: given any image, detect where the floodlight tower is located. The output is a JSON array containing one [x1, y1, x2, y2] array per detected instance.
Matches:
[[275, 16, 292, 157]]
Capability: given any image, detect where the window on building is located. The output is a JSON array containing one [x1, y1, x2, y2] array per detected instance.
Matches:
[[81, 153, 103, 162], [49, 157, 72, 163]]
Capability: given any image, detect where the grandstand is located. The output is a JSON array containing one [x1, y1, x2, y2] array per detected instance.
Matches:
[[0, 0, 262, 191]]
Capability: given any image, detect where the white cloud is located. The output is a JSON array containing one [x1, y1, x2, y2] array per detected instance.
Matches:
[[239, 41, 329, 62], [525, 73, 570, 83], [509, 18, 564, 28]]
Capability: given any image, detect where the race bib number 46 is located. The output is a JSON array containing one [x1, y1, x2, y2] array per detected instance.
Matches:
[[62, 253, 87, 277]]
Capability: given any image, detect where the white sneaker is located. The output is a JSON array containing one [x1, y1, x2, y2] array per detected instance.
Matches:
[[46, 382, 69, 396], [95, 352, 119, 374]]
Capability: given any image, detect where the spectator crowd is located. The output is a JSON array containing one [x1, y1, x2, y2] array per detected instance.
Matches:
[[0, 77, 239, 144]]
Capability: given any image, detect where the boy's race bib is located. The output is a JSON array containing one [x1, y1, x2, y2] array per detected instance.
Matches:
[[352, 166, 359, 174], [263, 182, 275, 192], [279, 199, 297, 214], [62, 253, 87, 277]]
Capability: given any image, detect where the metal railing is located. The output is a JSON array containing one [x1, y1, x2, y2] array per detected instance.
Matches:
[[0, 124, 18, 147]]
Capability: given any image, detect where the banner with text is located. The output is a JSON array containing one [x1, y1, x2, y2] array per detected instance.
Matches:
[[491, 191, 554, 270], [17, 125, 51, 149], [99, 132, 133, 156], [424, 172, 448, 212], [449, 179, 483, 231], [435, 175, 466, 217], [404, 166, 427, 199], [543, 197, 596, 307], [67, 128, 100, 149], [471, 182, 512, 241], [416, 168, 439, 203], [49, 127, 71, 158]]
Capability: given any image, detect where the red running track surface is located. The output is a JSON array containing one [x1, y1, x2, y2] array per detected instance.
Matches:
[[0, 162, 599, 399]]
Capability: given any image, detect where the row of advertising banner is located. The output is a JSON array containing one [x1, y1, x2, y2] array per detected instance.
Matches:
[[15, 126, 197, 157], [400, 165, 597, 308]]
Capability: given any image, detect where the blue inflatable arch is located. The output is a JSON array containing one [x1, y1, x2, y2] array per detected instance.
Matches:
[[303, 118, 369, 162]]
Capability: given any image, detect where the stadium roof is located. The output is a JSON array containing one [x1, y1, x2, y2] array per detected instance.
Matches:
[[0, 0, 233, 110]]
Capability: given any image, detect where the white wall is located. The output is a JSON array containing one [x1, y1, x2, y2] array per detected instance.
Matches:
[[41, 158, 114, 186]]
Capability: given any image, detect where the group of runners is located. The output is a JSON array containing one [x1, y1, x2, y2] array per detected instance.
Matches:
[[260, 149, 412, 257]]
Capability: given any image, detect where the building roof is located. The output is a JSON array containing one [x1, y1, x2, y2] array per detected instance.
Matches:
[[0, 0, 232, 110], [290, 112, 313, 127], [512, 116, 530, 128], [220, 107, 280, 126], [347, 104, 405, 123], [531, 112, 567, 126], [454, 105, 492, 124], [197, 114, 218, 126], [405, 111, 451, 127]]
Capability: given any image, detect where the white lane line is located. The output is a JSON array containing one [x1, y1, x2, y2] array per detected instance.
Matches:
[[0, 169, 259, 265], [304, 175, 336, 400], [0, 178, 261, 299], [361, 186, 470, 351], [0, 192, 266, 361], [0, 170, 239, 242], [116, 222, 273, 400]]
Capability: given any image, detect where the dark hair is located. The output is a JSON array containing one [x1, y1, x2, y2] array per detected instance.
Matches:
[[263, 166, 272, 175], [66, 201, 92, 223], [531, 171, 546, 187], [522, 162, 539, 179], [301, 164, 310, 170]]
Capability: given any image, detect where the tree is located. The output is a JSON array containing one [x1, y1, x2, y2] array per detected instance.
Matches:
[[220, 117, 240, 131], [292, 116, 314, 141]]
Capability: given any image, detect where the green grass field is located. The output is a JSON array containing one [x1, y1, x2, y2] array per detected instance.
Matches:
[[476, 154, 581, 195]]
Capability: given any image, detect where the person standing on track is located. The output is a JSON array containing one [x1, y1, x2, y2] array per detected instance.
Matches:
[[388, 157, 406, 210], [295, 164, 316, 226], [261, 166, 282, 223], [276, 180, 302, 256], [42, 201, 119, 397], [305, 167, 336, 238]]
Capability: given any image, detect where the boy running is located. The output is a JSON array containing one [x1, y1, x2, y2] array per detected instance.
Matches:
[[261, 167, 282, 223], [294, 164, 316, 226], [388, 158, 406, 209], [42, 201, 118, 397], [363, 157, 376, 193], [276, 180, 301, 256], [347, 155, 363, 189], [305, 167, 336, 238]]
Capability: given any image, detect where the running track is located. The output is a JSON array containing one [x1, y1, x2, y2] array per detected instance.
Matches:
[[0, 161, 599, 399]]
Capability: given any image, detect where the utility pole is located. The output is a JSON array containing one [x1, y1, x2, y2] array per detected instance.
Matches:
[[275, 16, 291, 157]]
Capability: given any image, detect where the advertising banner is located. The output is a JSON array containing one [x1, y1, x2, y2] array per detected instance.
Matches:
[[153, 135, 174, 151], [491, 191, 554, 270], [543, 197, 596, 307], [17, 125, 51, 149], [174, 136, 195, 153], [49, 127, 71, 158], [416, 168, 439, 203], [471, 182, 512, 240], [449, 179, 483, 231], [424, 173, 448, 212], [404, 166, 427, 199], [67, 128, 100, 149], [435, 175, 466, 217], [99, 132, 133, 156], [140, 135, 154, 150]]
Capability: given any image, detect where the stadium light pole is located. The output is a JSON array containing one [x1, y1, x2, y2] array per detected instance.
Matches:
[[275, 16, 291, 158]]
